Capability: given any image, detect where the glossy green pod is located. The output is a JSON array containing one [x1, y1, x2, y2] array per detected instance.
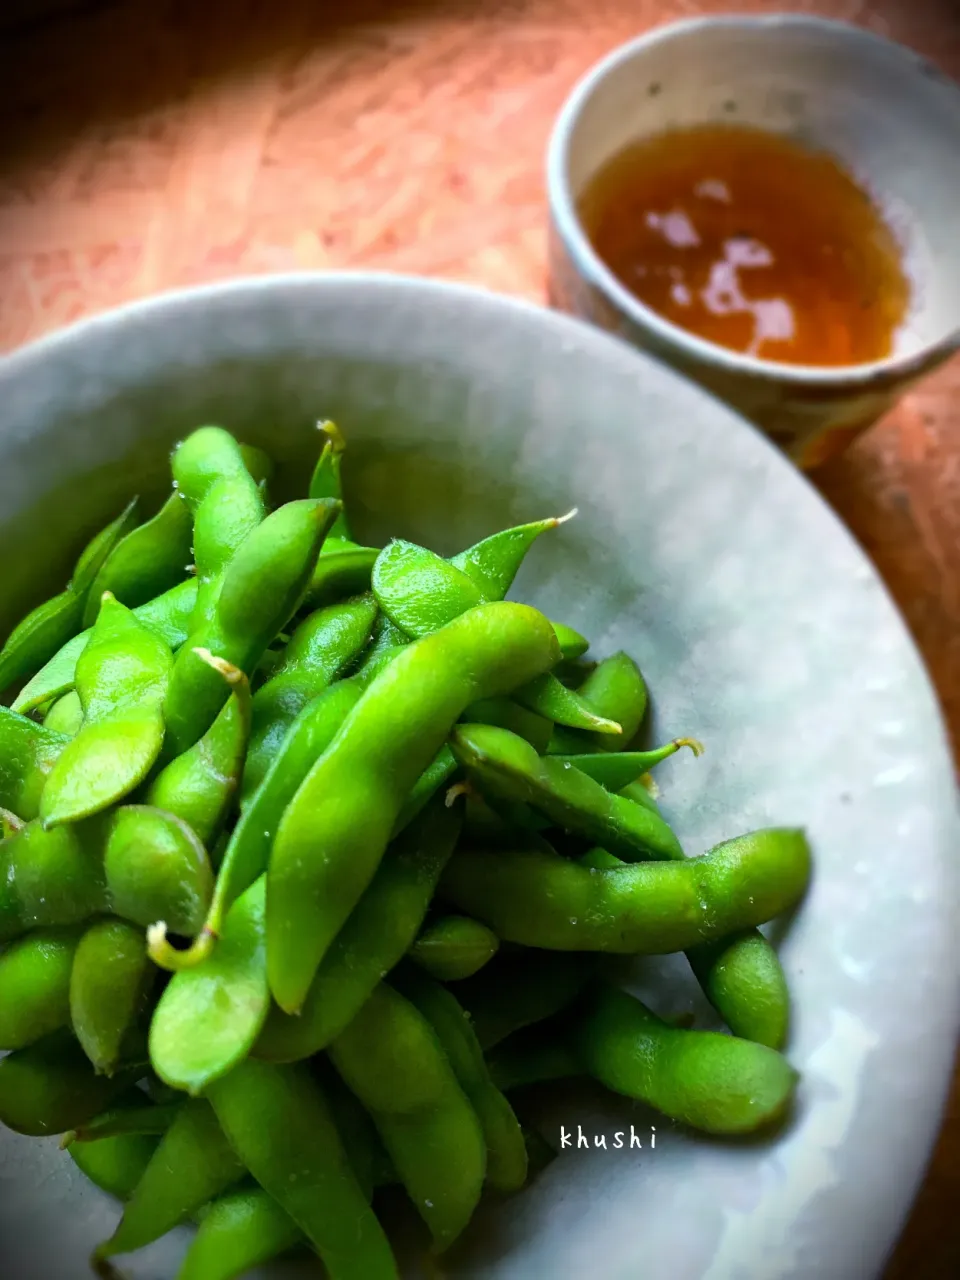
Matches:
[[83, 491, 194, 627], [94, 1098, 246, 1260], [208, 1059, 399, 1280], [0, 926, 81, 1049], [0, 706, 68, 822], [0, 1030, 139, 1136], [149, 877, 269, 1095], [70, 917, 156, 1075]]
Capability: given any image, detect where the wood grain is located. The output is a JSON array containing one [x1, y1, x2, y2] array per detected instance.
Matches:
[[0, 0, 958, 1272]]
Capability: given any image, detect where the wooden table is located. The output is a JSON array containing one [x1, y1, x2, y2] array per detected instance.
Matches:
[[1, 0, 958, 1273]]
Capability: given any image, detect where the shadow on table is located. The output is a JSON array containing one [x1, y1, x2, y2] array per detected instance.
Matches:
[[0, 0, 481, 177]]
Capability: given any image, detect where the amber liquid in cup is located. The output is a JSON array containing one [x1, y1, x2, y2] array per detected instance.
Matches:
[[578, 123, 911, 367]]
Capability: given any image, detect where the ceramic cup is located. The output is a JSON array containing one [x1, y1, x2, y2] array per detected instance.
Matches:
[[547, 15, 960, 468]]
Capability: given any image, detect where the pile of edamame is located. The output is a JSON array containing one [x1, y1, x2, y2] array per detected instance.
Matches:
[[0, 423, 811, 1280]]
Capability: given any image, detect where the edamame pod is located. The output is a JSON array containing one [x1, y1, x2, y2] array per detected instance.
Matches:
[[449, 511, 574, 600], [255, 795, 462, 1062], [40, 595, 173, 827], [163, 498, 339, 758], [267, 601, 560, 1014], [408, 915, 499, 981], [43, 690, 84, 736], [13, 578, 199, 716], [686, 930, 791, 1050], [243, 592, 376, 797], [146, 651, 251, 845], [83, 491, 193, 627], [0, 1030, 139, 1136], [103, 805, 213, 936], [329, 982, 486, 1251], [554, 738, 703, 791], [450, 723, 684, 862], [395, 967, 528, 1193], [440, 829, 812, 953], [0, 706, 68, 822], [149, 877, 269, 1094], [208, 1059, 399, 1280], [70, 917, 155, 1075], [151, 678, 364, 972], [569, 982, 797, 1134], [70, 1132, 160, 1200], [176, 1187, 302, 1280], [0, 819, 108, 942], [94, 1098, 246, 1261], [548, 651, 648, 754], [172, 426, 266, 627], [308, 420, 352, 538], [0, 500, 139, 694], [0, 926, 81, 1049]]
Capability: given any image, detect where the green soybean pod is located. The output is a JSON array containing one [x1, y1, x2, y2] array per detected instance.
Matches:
[[254, 795, 462, 1063], [550, 622, 590, 661], [0, 706, 68, 822], [149, 877, 269, 1095], [553, 738, 703, 791], [391, 745, 459, 836], [243, 592, 377, 797], [408, 915, 500, 981], [94, 1098, 246, 1262], [686, 930, 792, 1051], [43, 690, 84, 737], [449, 510, 575, 600], [0, 1030, 139, 1136], [0, 819, 108, 943], [145, 651, 251, 846], [83, 491, 194, 627], [450, 723, 684, 862], [176, 1187, 302, 1280], [171, 426, 266, 627], [12, 579, 198, 716], [463, 697, 553, 753], [548, 651, 648, 754], [308, 420, 352, 539], [267, 600, 560, 1015], [312, 1057, 394, 1195], [238, 443, 274, 488], [0, 926, 81, 1050], [440, 829, 812, 953], [303, 539, 380, 609], [208, 1059, 399, 1280], [40, 595, 173, 828], [328, 982, 486, 1252], [569, 982, 797, 1135], [102, 805, 213, 937], [151, 679, 364, 974], [371, 540, 613, 735], [67, 1099, 181, 1143], [395, 967, 528, 1194], [163, 498, 339, 759], [70, 1132, 161, 1200], [0, 500, 139, 695], [70, 917, 156, 1076]]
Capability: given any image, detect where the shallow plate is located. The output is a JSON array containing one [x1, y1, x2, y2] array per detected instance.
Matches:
[[0, 275, 957, 1280]]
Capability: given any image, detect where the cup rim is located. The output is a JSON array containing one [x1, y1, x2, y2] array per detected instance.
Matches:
[[546, 13, 960, 388]]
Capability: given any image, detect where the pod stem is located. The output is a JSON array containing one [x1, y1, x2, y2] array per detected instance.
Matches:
[[146, 920, 216, 972], [317, 419, 347, 452]]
